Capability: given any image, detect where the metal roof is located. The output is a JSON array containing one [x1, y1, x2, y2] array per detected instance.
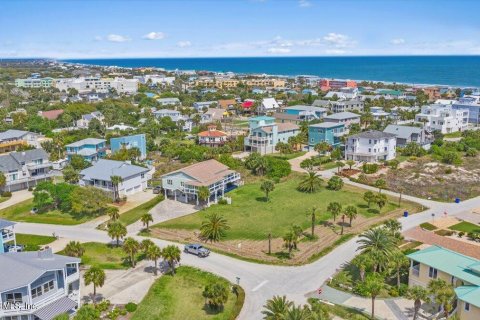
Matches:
[[65, 138, 106, 148], [80, 159, 149, 181], [383, 125, 423, 140]]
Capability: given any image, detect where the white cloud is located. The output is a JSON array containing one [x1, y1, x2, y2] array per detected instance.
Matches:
[[323, 33, 354, 48], [391, 38, 406, 45], [267, 47, 291, 54], [298, 0, 311, 7], [177, 41, 192, 48], [325, 49, 347, 55], [142, 32, 165, 40], [107, 34, 131, 42]]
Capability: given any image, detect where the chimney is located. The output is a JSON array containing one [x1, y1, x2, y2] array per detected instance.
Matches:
[[37, 247, 54, 259]]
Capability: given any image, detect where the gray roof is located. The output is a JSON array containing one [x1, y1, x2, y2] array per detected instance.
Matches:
[[0, 219, 15, 229], [65, 138, 106, 148], [324, 112, 360, 120], [384, 125, 423, 139], [0, 129, 29, 141], [309, 122, 344, 129], [80, 159, 149, 181], [0, 251, 80, 292], [312, 100, 332, 107], [0, 149, 49, 172], [349, 130, 397, 139], [283, 105, 327, 112], [34, 296, 77, 320]]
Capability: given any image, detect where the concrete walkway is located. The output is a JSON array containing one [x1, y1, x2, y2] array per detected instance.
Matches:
[[288, 150, 318, 173], [0, 189, 33, 210]]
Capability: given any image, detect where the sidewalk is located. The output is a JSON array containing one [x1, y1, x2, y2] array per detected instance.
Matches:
[[0, 189, 33, 210]]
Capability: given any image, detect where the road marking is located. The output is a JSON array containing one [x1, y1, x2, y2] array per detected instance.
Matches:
[[252, 280, 268, 292]]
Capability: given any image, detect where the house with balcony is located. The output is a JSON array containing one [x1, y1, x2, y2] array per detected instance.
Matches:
[[345, 130, 397, 162], [110, 134, 147, 160], [161, 159, 241, 204], [65, 138, 107, 162], [0, 130, 46, 154], [153, 109, 192, 131], [79, 159, 151, 197], [407, 245, 480, 320], [0, 149, 53, 192], [383, 125, 431, 149], [281, 105, 328, 121], [0, 219, 16, 253], [198, 126, 228, 147], [322, 112, 361, 129], [0, 248, 80, 320], [308, 122, 345, 148], [415, 104, 469, 134], [244, 116, 300, 155], [314, 99, 364, 113]]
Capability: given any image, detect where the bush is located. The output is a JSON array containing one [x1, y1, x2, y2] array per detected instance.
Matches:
[[125, 302, 137, 313], [388, 159, 399, 169], [327, 176, 344, 191], [217, 198, 228, 205], [458, 231, 465, 238], [1, 191, 12, 198], [362, 163, 378, 174], [445, 167, 453, 174], [28, 186, 34, 192], [266, 157, 291, 179]]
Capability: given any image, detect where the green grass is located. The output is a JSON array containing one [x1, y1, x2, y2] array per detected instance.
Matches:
[[266, 151, 306, 160], [62, 242, 145, 270], [157, 177, 420, 240], [322, 161, 340, 170], [320, 302, 372, 320], [0, 199, 93, 225], [443, 131, 463, 138], [420, 222, 437, 231], [15, 233, 56, 251], [132, 266, 244, 320], [118, 195, 164, 226], [448, 221, 480, 233]]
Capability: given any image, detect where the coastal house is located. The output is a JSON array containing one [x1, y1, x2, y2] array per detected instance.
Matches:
[[15, 77, 54, 88], [319, 79, 357, 91], [153, 109, 192, 131], [308, 122, 345, 148], [200, 108, 228, 124], [0, 149, 53, 192], [76, 111, 104, 129], [313, 99, 364, 113], [110, 134, 147, 160], [0, 130, 46, 153], [0, 248, 81, 320], [156, 97, 180, 106], [192, 101, 217, 112], [54, 76, 138, 94], [452, 95, 480, 125], [415, 104, 469, 134], [257, 98, 280, 114], [370, 106, 393, 120], [218, 99, 236, 110], [407, 246, 480, 320], [282, 105, 328, 120], [38, 109, 64, 120], [345, 130, 397, 162], [383, 125, 430, 148], [0, 219, 17, 253], [65, 138, 107, 162], [322, 112, 361, 129], [244, 116, 300, 154], [79, 159, 151, 196], [198, 125, 228, 147], [161, 159, 241, 204]]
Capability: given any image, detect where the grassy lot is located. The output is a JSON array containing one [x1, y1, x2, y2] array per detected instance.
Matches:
[[266, 151, 306, 160], [0, 199, 93, 225], [119, 195, 164, 226], [320, 302, 371, 320], [65, 242, 145, 269], [449, 221, 480, 233], [420, 222, 437, 231], [16, 233, 56, 251], [132, 266, 244, 320], [157, 177, 420, 240]]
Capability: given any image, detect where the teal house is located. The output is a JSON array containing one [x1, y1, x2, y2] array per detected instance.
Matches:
[[110, 134, 147, 160], [65, 138, 107, 162], [308, 122, 345, 148]]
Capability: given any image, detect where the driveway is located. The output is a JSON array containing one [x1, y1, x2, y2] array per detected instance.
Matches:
[[0, 189, 33, 210], [288, 151, 318, 173]]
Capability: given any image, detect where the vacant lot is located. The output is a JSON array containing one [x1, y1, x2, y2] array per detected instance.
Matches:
[[449, 221, 480, 233], [132, 266, 244, 320], [16, 233, 56, 251]]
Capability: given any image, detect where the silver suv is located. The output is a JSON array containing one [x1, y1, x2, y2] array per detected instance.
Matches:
[[184, 244, 210, 257]]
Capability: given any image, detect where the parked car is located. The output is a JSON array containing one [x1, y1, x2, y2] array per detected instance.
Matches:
[[152, 186, 162, 194], [184, 244, 210, 257]]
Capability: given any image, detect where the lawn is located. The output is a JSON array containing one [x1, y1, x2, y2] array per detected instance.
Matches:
[[16, 233, 56, 251], [420, 222, 437, 231], [266, 151, 306, 160], [65, 242, 145, 269], [118, 195, 164, 226], [0, 199, 93, 225], [449, 221, 480, 233], [157, 177, 420, 240], [132, 266, 244, 320]]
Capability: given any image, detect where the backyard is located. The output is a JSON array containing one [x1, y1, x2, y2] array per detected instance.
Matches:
[[131, 266, 244, 320]]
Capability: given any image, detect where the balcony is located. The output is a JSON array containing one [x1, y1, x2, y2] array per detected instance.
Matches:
[[27, 162, 52, 170], [6, 172, 56, 187], [2, 231, 15, 242]]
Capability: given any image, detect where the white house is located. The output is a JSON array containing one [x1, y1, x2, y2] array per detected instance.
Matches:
[[415, 104, 469, 134], [153, 109, 192, 131], [55, 76, 138, 94], [345, 130, 397, 162], [79, 159, 152, 197], [258, 98, 280, 113], [76, 111, 104, 128]]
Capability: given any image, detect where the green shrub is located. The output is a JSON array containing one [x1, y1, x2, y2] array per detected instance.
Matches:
[[1, 191, 12, 198], [361, 163, 378, 174], [217, 198, 228, 205], [125, 302, 137, 312]]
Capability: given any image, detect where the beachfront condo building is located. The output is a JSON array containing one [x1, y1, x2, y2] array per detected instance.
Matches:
[[54, 76, 138, 94], [15, 77, 54, 88], [415, 104, 469, 134]]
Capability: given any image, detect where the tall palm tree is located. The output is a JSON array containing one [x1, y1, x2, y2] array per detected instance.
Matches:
[[262, 295, 293, 320], [107, 221, 127, 247], [260, 180, 275, 201], [345, 205, 358, 227], [406, 286, 430, 320], [162, 245, 181, 274], [110, 175, 123, 202], [284, 304, 311, 320], [327, 202, 342, 222], [106, 207, 120, 221], [64, 241, 85, 258], [297, 171, 323, 193], [428, 279, 456, 319], [351, 253, 372, 282], [140, 213, 154, 231], [358, 274, 385, 319], [123, 237, 140, 268], [83, 265, 105, 305], [283, 231, 295, 257], [200, 213, 230, 242], [389, 249, 409, 289], [307, 206, 317, 237], [141, 239, 154, 254], [147, 244, 162, 276], [357, 228, 395, 272]]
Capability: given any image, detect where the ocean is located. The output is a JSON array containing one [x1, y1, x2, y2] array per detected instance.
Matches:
[[64, 56, 480, 87]]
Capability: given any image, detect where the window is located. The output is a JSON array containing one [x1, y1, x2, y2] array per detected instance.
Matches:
[[6, 292, 22, 303], [368, 148, 371, 152], [43, 280, 54, 293], [368, 139, 372, 144], [167, 179, 172, 185], [428, 267, 438, 279], [465, 303, 470, 311], [180, 181, 184, 187], [31, 285, 43, 298]]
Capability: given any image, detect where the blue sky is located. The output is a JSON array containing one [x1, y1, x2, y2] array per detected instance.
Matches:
[[1, 0, 480, 58]]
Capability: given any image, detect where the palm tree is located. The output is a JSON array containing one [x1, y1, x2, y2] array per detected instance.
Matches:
[[254, 156, 269, 176], [140, 213, 154, 231], [428, 279, 456, 319], [200, 213, 230, 242], [375, 193, 387, 210], [307, 206, 317, 237], [374, 178, 387, 193], [346, 160, 355, 170], [83, 265, 105, 304], [406, 286, 430, 320], [327, 202, 342, 222], [107, 221, 127, 247], [141, 239, 154, 254], [64, 241, 85, 258], [284, 304, 311, 320], [283, 231, 296, 257], [260, 180, 275, 201], [351, 254, 372, 282], [335, 161, 345, 173], [314, 141, 331, 155], [358, 274, 385, 319], [197, 186, 210, 207], [147, 244, 162, 276], [123, 237, 140, 268], [389, 249, 409, 289], [297, 171, 323, 193], [0, 172, 6, 191], [363, 191, 375, 208], [262, 295, 293, 320], [357, 228, 395, 272], [110, 175, 123, 202], [345, 205, 358, 227], [106, 207, 120, 221], [162, 245, 181, 274]]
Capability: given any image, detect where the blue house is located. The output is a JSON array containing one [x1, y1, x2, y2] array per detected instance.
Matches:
[[65, 138, 107, 162], [283, 105, 328, 119], [308, 122, 345, 148], [110, 134, 147, 160]]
